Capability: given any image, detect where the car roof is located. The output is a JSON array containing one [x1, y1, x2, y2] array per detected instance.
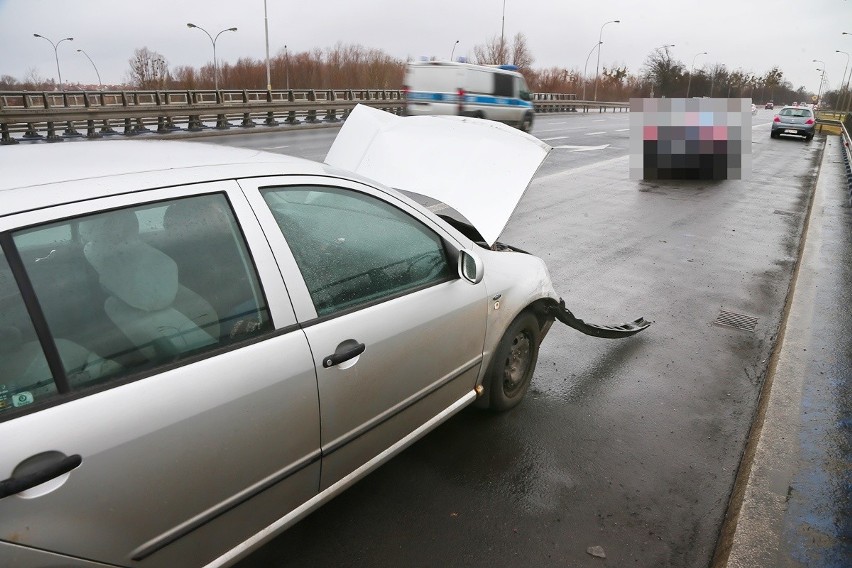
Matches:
[[0, 140, 343, 218]]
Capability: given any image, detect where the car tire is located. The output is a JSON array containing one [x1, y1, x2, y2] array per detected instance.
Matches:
[[805, 134, 814, 141], [520, 112, 534, 133], [487, 312, 541, 412], [770, 131, 778, 139]]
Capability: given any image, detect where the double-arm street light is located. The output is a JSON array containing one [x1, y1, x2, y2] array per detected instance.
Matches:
[[451, 40, 460, 62], [686, 51, 707, 98], [76, 49, 102, 89], [33, 33, 73, 91], [186, 23, 237, 91], [593, 19, 620, 101], [650, 44, 675, 97]]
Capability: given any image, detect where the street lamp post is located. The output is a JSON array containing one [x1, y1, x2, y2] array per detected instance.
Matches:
[[650, 44, 675, 98], [285, 45, 290, 90], [186, 23, 237, 91], [451, 40, 459, 62], [76, 49, 102, 89], [836, 50, 850, 111], [593, 19, 620, 101], [582, 41, 601, 101], [686, 51, 707, 98], [263, 0, 271, 90], [33, 34, 73, 91], [500, 0, 506, 64], [815, 67, 826, 107], [812, 59, 825, 106]]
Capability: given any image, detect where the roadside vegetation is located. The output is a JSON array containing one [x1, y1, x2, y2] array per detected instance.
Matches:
[[0, 36, 834, 106]]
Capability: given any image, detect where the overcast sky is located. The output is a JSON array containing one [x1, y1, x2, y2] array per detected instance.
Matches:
[[1, 0, 849, 93]]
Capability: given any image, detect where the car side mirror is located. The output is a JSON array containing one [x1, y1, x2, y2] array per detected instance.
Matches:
[[458, 249, 484, 284]]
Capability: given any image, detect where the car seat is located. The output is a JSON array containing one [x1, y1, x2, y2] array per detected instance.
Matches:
[[81, 210, 219, 363]]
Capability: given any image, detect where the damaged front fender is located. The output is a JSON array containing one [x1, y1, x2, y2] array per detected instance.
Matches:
[[543, 298, 651, 339]]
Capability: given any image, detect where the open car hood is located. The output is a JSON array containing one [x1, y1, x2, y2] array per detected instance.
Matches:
[[325, 104, 551, 246]]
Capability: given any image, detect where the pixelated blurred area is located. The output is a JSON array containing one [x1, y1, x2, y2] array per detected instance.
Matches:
[[629, 98, 752, 181]]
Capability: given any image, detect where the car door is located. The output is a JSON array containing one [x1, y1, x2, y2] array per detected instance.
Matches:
[[241, 176, 488, 489], [0, 182, 321, 567]]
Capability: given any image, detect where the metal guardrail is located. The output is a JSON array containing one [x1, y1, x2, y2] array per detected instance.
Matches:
[[839, 117, 852, 205], [816, 112, 852, 204], [0, 89, 403, 143], [0, 89, 629, 144]]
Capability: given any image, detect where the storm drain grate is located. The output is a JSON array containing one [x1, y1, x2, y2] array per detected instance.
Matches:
[[713, 310, 758, 332], [773, 209, 798, 217]]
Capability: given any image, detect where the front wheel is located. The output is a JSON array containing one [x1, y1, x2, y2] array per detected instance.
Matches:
[[486, 312, 541, 411]]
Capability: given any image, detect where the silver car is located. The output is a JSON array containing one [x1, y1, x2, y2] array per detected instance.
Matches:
[[0, 106, 646, 567], [770, 106, 815, 140]]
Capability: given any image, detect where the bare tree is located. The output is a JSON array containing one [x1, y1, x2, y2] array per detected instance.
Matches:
[[641, 46, 683, 97], [473, 34, 506, 65], [509, 33, 534, 71], [474, 32, 534, 69], [127, 47, 171, 89]]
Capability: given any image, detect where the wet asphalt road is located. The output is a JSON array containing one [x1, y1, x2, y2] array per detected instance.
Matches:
[[201, 112, 825, 567]]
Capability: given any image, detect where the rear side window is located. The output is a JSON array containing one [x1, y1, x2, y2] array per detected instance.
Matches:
[[261, 186, 454, 317], [0, 252, 59, 415], [4, 193, 271, 409]]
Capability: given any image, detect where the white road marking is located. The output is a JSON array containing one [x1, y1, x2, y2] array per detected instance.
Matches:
[[615, 128, 629, 132], [260, 145, 291, 150], [553, 144, 611, 151], [536, 154, 630, 183], [541, 136, 570, 141], [427, 203, 450, 212], [752, 122, 772, 128], [585, 131, 606, 135]]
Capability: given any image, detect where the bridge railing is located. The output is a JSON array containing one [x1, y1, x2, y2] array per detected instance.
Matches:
[[0, 88, 627, 144]]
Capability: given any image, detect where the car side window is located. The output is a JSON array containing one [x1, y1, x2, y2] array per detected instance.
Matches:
[[10, 193, 271, 392], [494, 73, 514, 97], [0, 252, 60, 415], [261, 185, 454, 317]]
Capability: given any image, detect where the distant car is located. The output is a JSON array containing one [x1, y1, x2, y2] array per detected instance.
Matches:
[[771, 106, 815, 140], [0, 105, 648, 567], [765, 102, 774, 110]]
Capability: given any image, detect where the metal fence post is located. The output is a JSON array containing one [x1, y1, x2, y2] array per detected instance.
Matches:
[[1, 123, 18, 145]]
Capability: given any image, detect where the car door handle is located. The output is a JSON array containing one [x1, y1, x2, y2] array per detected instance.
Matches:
[[0, 454, 82, 499], [323, 341, 365, 368]]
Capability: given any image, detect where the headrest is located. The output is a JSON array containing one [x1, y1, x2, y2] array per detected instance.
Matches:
[[83, 211, 178, 312], [80, 210, 140, 244], [163, 198, 230, 239]]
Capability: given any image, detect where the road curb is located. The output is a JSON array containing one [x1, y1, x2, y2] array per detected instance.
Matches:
[[711, 135, 829, 567]]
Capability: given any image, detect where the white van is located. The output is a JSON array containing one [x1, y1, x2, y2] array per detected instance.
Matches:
[[403, 61, 535, 132]]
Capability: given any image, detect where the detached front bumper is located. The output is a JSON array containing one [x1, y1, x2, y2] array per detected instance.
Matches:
[[542, 298, 651, 339]]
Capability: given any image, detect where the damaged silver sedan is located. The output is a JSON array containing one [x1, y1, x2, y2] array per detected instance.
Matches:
[[0, 105, 647, 568]]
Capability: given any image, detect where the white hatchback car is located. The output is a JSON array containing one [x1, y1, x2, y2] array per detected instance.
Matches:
[[0, 106, 647, 567]]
